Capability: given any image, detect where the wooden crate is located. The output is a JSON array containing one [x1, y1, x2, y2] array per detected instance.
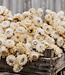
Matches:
[[0, 53, 64, 75], [62, 49, 65, 74]]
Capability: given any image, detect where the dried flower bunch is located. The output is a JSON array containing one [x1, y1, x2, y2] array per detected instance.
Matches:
[[0, 6, 64, 73]]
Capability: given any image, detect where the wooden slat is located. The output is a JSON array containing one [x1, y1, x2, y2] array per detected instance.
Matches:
[[53, 0, 56, 11], [46, 0, 50, 9], [49, 0, 54, 11], [0, 0, 3, 5], [40, 0, 46, 17], [16, 0, 19, 13], [9, 0, 13, 13], [0, 72, 20, 75], [55, 0, 61, 12], [26, 0, 32, 11], [3, 0, 10, 10], [61, 0, 65, 12], [9, 0, 17, 14], [18, 0, 24, 13], [23, 0, 27, 11], [31, 0, 41, 10]]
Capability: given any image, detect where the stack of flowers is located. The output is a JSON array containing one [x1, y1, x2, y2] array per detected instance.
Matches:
[[0, 6, 64, 73]]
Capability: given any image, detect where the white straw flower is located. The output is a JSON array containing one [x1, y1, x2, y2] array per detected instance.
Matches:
[[1, 21, 10, 28], [6, 55, 16, 66], [5, 39, 15, 48], [5, 28, 13, 37], [16, 54, 27, 66]]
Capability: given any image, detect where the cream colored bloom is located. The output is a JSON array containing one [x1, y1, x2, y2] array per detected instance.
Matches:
[[45, 14, 52, 21], [1, 21, 10, 28], [16, 54, 27, 66], [43, 25, 52, 34], [16, 27, 26, 34], [29, 51, 40, 62], [6, 55, 16, 66], [0, 38, 5, 45], [56, 37, 64, 47], [5, 39, 15, 48], [5, 28, 13, 37], [13, 64, 23, 73], [0, 6, 6, 14], [37, 8, 43, 17], [36, 43, 45, 53]]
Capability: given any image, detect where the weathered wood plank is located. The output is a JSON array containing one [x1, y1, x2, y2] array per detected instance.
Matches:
[[16, 0, 19, 13], [32, 0, 41, 10], [0, 0, 3, 5], [18, 0, 24, 13], [61, 0, 65, 12], [23, 0, 27, 11], [26, 0, 32, 11], [0, 54, 64, 75], [3, 0, 10, 9], [10, 0, 17, 14], [9, 0, 13, 13], [46, 0, 50, 9], [55, 0, 61, 12], [44, 49, 54, 58], [49, 0, 54, 11], [40, 0, 46, 17]]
